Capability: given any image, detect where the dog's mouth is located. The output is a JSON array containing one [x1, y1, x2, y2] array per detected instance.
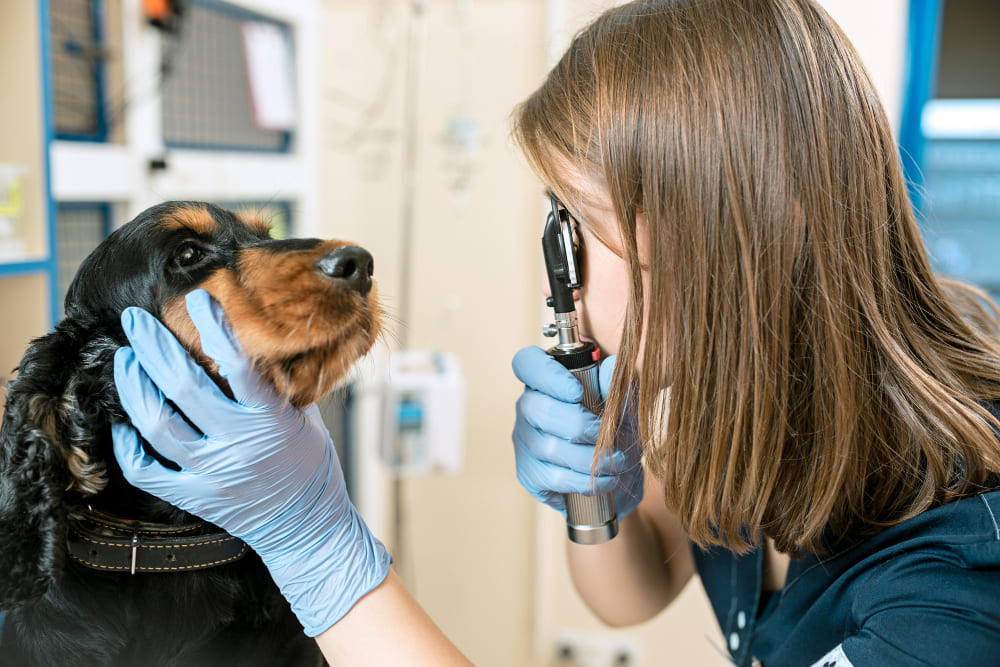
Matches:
[[160, 240, 381, 407]]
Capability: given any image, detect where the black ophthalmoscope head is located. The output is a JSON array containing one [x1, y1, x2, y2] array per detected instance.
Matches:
[[542, 194, 581, 316]]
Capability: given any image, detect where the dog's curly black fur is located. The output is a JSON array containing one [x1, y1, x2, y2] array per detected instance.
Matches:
[[0, 202, 380, 665]]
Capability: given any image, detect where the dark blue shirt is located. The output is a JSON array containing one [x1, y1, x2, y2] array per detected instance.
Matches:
[[694, 488, 1000, 666]]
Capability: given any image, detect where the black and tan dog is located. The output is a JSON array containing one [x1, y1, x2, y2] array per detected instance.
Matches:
[[0, 202, 381, 665]]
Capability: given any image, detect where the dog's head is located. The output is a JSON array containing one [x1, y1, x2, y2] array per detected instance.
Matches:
[[0, 201, 381, 608]]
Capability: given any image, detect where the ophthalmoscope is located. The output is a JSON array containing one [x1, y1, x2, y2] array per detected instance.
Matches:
[[541, 193, 619, 544]]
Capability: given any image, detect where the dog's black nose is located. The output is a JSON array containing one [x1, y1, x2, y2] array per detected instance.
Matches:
[[315, 245, 374, 296]]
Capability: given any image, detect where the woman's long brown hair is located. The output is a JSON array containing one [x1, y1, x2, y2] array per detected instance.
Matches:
[[512, 0, 1000, 554]]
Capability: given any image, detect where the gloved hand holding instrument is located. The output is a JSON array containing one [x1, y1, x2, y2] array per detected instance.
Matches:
[[112, 289, 391, 637], [511, 193, 644, 544], [512, 347, 644, 533]]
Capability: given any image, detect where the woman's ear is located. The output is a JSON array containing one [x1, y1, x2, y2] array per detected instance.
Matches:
[[0, 326, 103, 609]]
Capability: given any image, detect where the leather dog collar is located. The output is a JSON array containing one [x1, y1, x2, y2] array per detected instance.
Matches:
[[67, 508, 248, 574]]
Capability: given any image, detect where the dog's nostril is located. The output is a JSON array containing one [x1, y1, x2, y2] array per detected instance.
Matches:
[[315, 246, 374, 296]]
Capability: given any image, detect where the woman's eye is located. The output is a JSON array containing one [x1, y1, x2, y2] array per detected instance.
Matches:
[[175, 244, 203, 266]]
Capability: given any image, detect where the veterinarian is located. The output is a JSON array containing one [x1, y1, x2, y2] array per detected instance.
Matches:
[[113, 0, 1000, 665]]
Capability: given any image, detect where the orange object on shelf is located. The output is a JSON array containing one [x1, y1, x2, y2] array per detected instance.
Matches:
[[142, 0, 171, 22]]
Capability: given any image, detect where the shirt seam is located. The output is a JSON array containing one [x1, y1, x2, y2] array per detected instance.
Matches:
[[981, 494, 1000, 541]]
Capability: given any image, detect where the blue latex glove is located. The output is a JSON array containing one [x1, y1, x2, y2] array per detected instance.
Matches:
[[111, 289, 391, 637], [511, 345, 644, 519]]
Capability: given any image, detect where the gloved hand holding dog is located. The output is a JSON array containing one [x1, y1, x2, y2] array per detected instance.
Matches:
[[511, 345, 644, 519], [112, 289, 391, 637]]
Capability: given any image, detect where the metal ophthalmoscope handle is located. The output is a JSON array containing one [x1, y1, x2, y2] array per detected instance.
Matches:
[[555, 341, 619, 545]]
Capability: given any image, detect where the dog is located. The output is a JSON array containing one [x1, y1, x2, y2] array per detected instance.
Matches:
[[0, 201, 381, 665]]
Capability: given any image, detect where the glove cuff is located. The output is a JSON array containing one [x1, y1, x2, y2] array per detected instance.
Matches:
[[268, 505, 392, 637]]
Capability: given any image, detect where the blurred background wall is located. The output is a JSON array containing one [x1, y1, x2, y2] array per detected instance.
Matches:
[[2, 1, 996, 665]]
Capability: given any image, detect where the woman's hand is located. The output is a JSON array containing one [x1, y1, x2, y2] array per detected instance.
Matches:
[[511, 345, 644, 519], [112, 289, 391, 637]]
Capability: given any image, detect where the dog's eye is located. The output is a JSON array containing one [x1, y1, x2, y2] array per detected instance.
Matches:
[[175, 244, 203, 267]]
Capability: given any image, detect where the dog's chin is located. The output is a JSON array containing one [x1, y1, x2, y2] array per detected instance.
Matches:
[[253, 328, 380, 408]]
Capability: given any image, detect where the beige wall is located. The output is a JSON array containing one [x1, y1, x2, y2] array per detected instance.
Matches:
[[0, 2, 51, 386], [318, 1, 910, 665], [0, 275, 49, 385]]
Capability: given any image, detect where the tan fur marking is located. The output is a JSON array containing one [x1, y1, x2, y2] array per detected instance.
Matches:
[[233, 210, 272, 237], [161, 204, 217, 235], [26, 394, 106, 495]]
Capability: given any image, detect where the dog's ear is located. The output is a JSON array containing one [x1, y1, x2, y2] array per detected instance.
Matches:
[[0, 324, 108, 609]]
